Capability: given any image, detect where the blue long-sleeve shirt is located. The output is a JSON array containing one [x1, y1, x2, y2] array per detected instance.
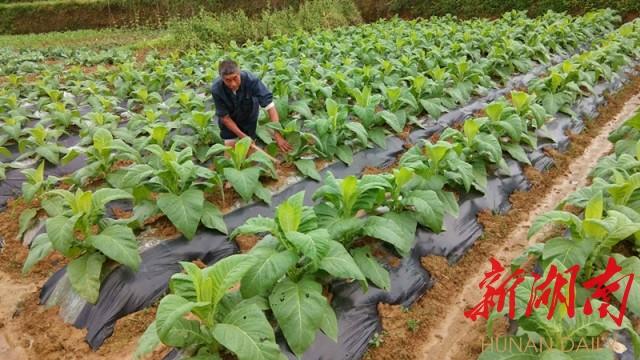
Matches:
[[210, 70, 274, 139]]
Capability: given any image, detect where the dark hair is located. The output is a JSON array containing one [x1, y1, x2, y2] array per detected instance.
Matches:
[[219, 59, 240, 77]]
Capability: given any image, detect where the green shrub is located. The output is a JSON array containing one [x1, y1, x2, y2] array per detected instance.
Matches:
[[168, 0, 362, 49], [375, 0, 639, 20]]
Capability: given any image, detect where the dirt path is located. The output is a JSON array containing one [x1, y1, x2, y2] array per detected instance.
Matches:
[[418, 94, 640, 359]]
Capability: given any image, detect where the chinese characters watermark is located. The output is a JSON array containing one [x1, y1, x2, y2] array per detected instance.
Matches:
[[464, 257, 635, 326]]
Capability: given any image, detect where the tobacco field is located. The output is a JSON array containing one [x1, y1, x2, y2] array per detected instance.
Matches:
[[1, 6, 640, 360]]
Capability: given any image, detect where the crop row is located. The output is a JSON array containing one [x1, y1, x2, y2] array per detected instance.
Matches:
[[0, 10, 621, 187]]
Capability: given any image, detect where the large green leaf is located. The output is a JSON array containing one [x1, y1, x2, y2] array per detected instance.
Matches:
[[157, 189, 204, 240], [276, 192, 304, 232], [67, 252, 106, 303], [268, 278, 329, 357], [134, 321, 161, 360], [92, 188, 133, 209], [319, 299, 338, 341], [565, 300, 640, 354], [46, 214, 80, 255], [363, 214, 415, 257], [404, 190, 444, 232], [87, 225, 141, 271], [345, 122, 369, 145], [528, 211, 582, 238], [201, 254, 257, 306], [294, 159, 321, 181], [241, 248, 298, 298], [378, 110, 403, 132], [200, 201, 227, 234], [155, 294, 208, 347], [22, 233, 52, 274], [285, 231, 320, 263], [541, 237, 593, 271], [17, 208, 37, 241], [335, 145, 353, 165], [230, 216, 277, 238], [319, 240, 366, 281], [213, 304, 281, 360], [502, 142, 531, 165], [224, 167, 261, 202], [352, 246, 390, 290]]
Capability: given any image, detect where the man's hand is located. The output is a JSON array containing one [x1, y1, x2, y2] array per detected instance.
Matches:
[[274, 132, 292, 153]]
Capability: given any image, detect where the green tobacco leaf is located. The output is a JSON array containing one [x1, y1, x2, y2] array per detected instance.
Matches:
[[213, 304, 281, 360], [93, 128, 113, 151], [438, 190, 459, 217], [157, 189, 204, 240], [502, 142, 531, 165], [319, 240, 366, 281], [46, 214, 80, 255], [88, 225, 141, 271], [566, 300, 640, 353], [542, 237, 593, 270], [345, 122, 369, 145], [352, 246, 390, 290], [363, 213, 416, 257], [134, 321, 161, 360], [241, 248, 298, 298], [92, 188, 133, 209], [269, 278, 328, 357], [22, 233, 52, 274], [67, 252, 106, 304], [230, 216, 276, 238], [155, 294, 208, 347], [336, 145, 353, 165], [286, 231, 320, 263], [528, 211, 582, 238], [584, 191, 603, 220], [378, 110, 403, 133], [253, 185, 272, 205], [276, 192, 304, 232], [405, 190, 444, 232], [41, 195, 65, 217], [224, 167, 261, 202], [368, 127, 387, 148], [420, 98, 446, 118], [36, 144, 60, 164], [202, 254, 258, 306], [542, 93, 563, 115], [17, 208, 37, 241], [319, 299, 338, 341], [511, 91, 529, 112], [201, 201, 227, 234], [294, 159, 321, 181]]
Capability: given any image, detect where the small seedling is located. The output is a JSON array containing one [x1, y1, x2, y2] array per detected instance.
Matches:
[[407, 319, 420, 332], [369, 332, 385, 348]]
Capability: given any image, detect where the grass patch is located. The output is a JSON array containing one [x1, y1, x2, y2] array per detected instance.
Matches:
[[0, 27, 164, 49]]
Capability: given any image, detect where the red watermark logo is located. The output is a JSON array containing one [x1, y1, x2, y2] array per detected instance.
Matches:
[[464, 257, 635, 326]]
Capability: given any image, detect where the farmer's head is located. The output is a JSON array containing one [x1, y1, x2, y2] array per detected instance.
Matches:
[[219, 59, 241, 92]]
